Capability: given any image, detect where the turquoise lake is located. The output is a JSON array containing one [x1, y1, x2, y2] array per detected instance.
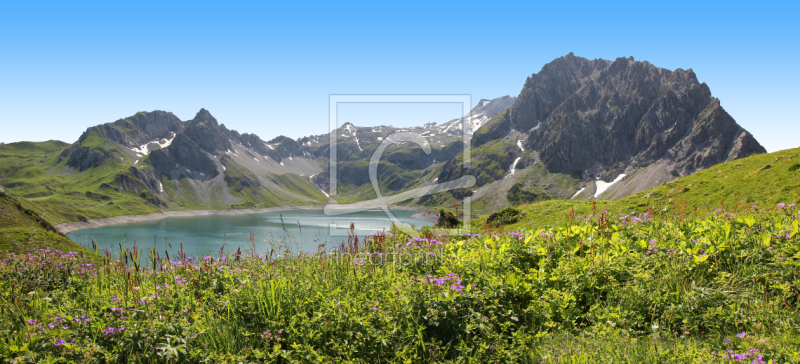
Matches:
[[67, 209, 431, 261]]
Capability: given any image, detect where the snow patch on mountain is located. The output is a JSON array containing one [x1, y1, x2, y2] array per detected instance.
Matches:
[[130, 132, 176, 156], [571, 187, 586, 199], [594, 174, 627, 198], [507, 157, 521, 176]]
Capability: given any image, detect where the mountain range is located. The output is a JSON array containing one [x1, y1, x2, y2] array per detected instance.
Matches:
[[0, 54, 765, 224]]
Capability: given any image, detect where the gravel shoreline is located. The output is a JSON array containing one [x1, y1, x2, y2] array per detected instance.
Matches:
[[55, 205, 435, 234]]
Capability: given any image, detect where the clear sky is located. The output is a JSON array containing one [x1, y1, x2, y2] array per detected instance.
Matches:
[[1, 1, 797, 152]]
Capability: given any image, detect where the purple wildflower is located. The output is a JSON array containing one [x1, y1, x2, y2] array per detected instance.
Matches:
[[736, 332, 746, 338], [54, 340, 66, 346]]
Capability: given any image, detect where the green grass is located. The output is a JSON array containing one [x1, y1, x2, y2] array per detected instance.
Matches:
[[477, 147, 800, 229], [0, 140, 69, 179], [1, 145, 800, 362], [1, 201, 799, 362], [0, 190, 100, 259], [1, 138, 164, 224]]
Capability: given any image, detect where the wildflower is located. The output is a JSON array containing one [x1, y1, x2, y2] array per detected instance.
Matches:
[[54, 340, 66, 346], [43, 297, 52, 302], [61, 326, 69, 330], [48, 323, 56, 329], [778, 202, 786, 208], [27, 291, 35, 296], [27, 319, 36, 325], [737, 332, 746, 338], [371, 306, 379, 310]]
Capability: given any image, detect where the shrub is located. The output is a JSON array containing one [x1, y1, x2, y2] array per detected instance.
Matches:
[[486, 207, 523, 226]]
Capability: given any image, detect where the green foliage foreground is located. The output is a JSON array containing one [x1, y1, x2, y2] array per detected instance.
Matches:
[[2, 204, 800, 363]]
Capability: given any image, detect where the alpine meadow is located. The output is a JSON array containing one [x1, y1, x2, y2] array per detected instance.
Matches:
[[1, 2, 799, 363]]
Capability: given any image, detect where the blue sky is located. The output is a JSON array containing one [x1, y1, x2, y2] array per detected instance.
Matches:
[[1, 1, 797, 152]]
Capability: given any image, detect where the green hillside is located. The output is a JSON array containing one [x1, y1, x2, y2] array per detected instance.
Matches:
[[0, 137, 329, 225], [477, 146, 800, 229], [0, 189, 97, 256], [0, 139, 162, 224]]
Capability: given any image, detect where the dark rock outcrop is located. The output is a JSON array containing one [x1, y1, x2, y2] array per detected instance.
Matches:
[[149, 134, 219, 180], [503, 53, 766, 177], [66, 146, 114, 172], [79, 111, 182, 148], [182, 109, 232, 155]]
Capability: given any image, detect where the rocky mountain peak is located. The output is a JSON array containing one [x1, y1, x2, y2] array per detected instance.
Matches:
[[517, 54, 764, 178], [192, 108, 219, 127], [183, 109, 232, 155]]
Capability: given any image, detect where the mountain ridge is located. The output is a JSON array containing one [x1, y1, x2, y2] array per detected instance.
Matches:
[[0, 54, 767, 224]]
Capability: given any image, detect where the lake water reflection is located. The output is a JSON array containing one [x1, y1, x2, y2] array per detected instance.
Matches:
[[67, 209, 431, 262]]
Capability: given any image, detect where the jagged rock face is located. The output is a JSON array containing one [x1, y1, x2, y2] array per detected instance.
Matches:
[[66, 147, 114, 172], [149, 134, 219, 180], [508, 53, 766, 176], [114, 167, 162, 197], [183, 109, 233, 155], [81, 111, 183, 148], [139, 191, 167, 207], [264, 136, 302, 163], [239, 133, 270, 156], [437, 96, 517, 137]]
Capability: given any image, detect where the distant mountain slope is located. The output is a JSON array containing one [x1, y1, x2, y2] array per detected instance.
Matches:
[[0, 97, 521, 224], [0, 54, 769, 223], [432, 53, 766, 211]]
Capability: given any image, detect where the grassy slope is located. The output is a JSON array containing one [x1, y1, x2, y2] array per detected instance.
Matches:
[[478, 147, 800, 229], [3, 198, 799, 362], [2, 138, 332, 224], [1, 138, 161, 225], [0, 190, 99, 257]]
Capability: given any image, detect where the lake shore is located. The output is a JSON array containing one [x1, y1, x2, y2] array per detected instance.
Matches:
[[55, 205, 435, 234]]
